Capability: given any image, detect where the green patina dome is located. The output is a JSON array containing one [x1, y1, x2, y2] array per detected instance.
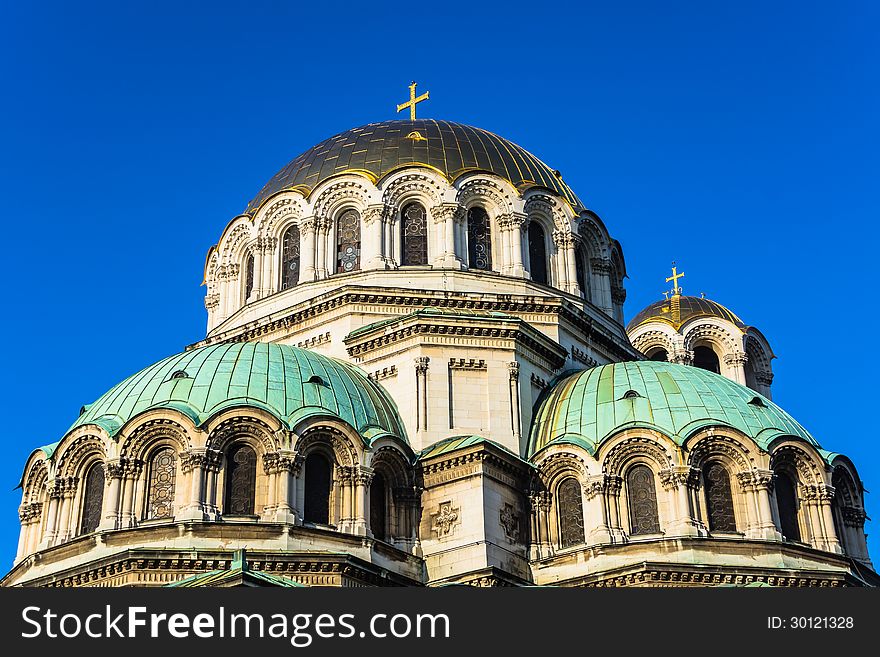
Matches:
[[72, 342, 406, 443], [529, 361, 817, 457]]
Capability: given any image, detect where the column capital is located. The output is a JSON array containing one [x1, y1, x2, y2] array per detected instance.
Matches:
[[299, 215, 318, 234], [507, 361, 520, 381], [179, 449, 212, 474], [262, 450, 303, 475], [723, 351, 749, 367], [430, 203, 462, 224], [414, 356, 430, 374], [590, 257, 612, 273], [659, 466, 700, 491], [363, 204, 386, 226], [552, 230, 575, 249], [18, 502, 42, 524], [736, 468, 775, 492]]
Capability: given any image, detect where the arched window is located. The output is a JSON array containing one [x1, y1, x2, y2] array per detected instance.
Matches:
[[574, 245, 589, 298], [146, 447, 177, 520], [303, 452, 332, 525], [336, 209, 361, 273], [280, 224, 301, 290], [774, 471, 801, 541], [626, 465, 661, 535], [557, 477, 585, 548], [243, 253, 254, 301], [467, 207, 492, 271], [401, 202, 428, 266], [224, 444, 257, 516], [647, 348, 669, 362], [79, 462, 105, 535], [370, 472, 387, 541], [528, 222, 548, 284], [703, 462, 736, 532], [693, 345, 720, 374]]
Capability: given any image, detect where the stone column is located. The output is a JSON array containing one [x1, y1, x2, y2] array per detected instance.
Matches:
[[553, 231, 580, 296], [38, 481, 62, 549], [352, 466, 373, 536], [179, 450, 208, 521], [263, 460, 277, 520], [584, 475, 614, 545], [432, 204, 462, 267], [724, 352, 749, 386], [453, 209, 467, 265], [363, 205, 386, 269], [498, 214, 513, 274], [202, 450, 222, 519], [299, 217, 317, 282], [816, 485, 843, 554], [509, 213, 526, 276], [756, 371, 774, 399], [529, 491, 553, 559], [842, 508, 872, 565], [590, 257, 614, 316], [98, 460, 124, 531], [521, 218, 532, 276], [508, 362, 521, 444], [17, 503, 42, 561], [315, 217, 330, 279], [800, 485, 825, 551], [120, 459, 143, 527], [660, 466, 705, 537], [431, 206, 447, 265], [414, 357, 430, 432], [605, 475, 627, 542], [738, 469, 781, 540], [258, 236, 278, 298], [610, 286, 626, 325], [272, 451, 300, 524], [55, 477, 77, 543], [338, 466, 353, 532]]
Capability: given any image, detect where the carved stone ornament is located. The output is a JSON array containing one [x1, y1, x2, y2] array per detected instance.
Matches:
[[430, 501, 460, 538], [499, 502, 520, 540]]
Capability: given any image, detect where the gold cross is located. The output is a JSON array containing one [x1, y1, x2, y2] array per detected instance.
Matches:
[[397, 81, 429, 120], [665, 262, 685, 296]]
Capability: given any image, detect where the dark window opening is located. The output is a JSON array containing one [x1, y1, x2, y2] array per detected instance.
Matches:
[[528, 223, 548, 284], [401, 202, 428, 265], [303, 452, 332, 524], [774, 471, 801, 541], [703, 462, 736, 532], [370, 472, 387, 541], [626, 465, 661, 535], [693, 345, 720, 373], [225, 444, 257, 516], [467, 207, 492, 271]]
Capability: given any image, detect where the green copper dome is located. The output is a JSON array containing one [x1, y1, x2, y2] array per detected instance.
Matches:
[[72, 342, 406, 443], [529, 361, 817, 457], [245, 119, 584, 214]]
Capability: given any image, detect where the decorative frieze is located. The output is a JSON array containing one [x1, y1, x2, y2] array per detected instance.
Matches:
[[367, 365, 398, 381], [530, 373, 548, 389], [570, 345, 597, 367], [448, 358, 486, 370], [295, 332, 331, 349]]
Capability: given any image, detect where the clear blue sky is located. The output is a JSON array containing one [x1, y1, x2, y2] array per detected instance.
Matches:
[[1, 1, 877, 567]]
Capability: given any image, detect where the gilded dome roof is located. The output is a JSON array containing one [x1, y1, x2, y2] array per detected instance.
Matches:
[[626, 295, 746, 332], [245, 119, 584, 214], [528, 361, 817, 457], [72, 342, 406, 443]]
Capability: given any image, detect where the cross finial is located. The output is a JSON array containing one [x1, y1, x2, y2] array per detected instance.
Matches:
[[397, 81, 430, 120], [665, 261, 685, 296]]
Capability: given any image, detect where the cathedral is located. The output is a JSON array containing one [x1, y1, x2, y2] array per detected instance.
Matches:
[[4, 86, 875, 587]]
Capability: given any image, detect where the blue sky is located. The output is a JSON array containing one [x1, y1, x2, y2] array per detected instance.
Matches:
[[1, 1, 877, 566]]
